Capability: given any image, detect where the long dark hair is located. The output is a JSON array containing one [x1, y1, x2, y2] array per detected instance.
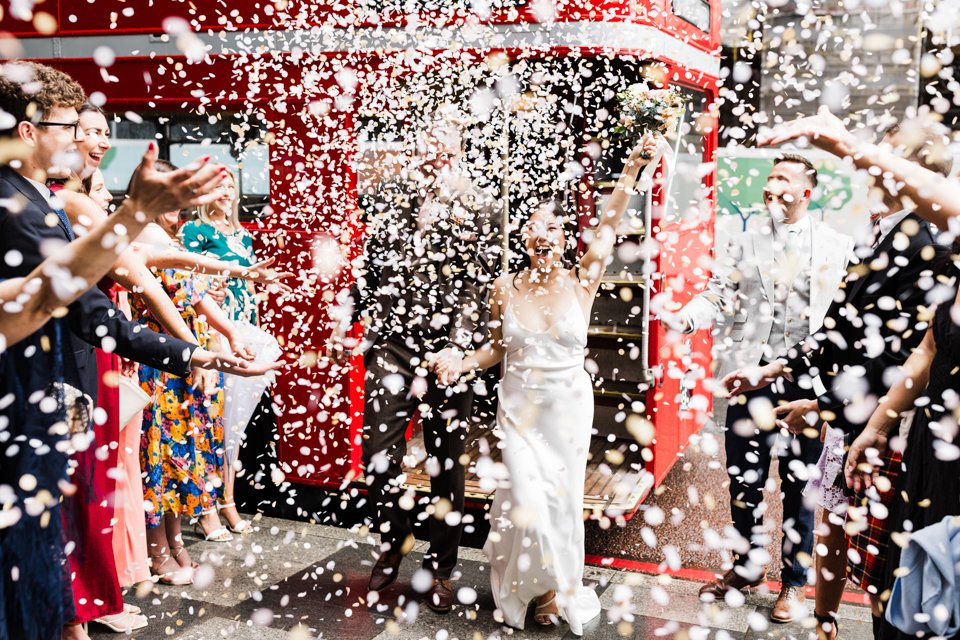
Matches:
[[513, 197, 580, 288]]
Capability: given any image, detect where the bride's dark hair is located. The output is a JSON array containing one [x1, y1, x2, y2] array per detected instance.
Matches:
[[513, 197, 580, 288]]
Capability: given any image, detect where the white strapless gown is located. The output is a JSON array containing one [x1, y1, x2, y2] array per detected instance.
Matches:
[[484, 298, 602, 635]]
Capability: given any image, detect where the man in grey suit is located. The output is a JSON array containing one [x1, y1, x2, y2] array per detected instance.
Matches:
[[675, 154, 853, 621], [347, 120, 499, 611]]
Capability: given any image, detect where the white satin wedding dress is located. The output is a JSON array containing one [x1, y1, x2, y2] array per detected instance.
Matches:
[[484, 289, 602, 635]]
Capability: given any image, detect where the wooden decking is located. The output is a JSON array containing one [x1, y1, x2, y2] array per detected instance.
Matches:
[[400, 427, 654, 516]]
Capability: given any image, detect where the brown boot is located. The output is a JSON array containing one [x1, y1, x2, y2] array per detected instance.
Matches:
[[698, 567, 763, 601], [771, 585, 806, 623], [426, 578, 454, 613], [368, 550, 404, 592]]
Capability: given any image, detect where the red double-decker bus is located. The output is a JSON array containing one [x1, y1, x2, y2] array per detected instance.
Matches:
[[8, 0, 721, 519]]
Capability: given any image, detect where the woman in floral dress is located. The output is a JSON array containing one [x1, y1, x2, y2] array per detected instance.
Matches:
[[181, 170, 281, 534], [129, 261, 227, 583]]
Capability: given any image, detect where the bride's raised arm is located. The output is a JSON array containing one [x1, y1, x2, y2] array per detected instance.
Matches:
[[578, 134, 661, 295]]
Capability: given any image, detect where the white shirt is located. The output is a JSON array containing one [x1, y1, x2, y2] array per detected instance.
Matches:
[[875, 209, 910, 246], [766, 214, 813, 359], [23, 175, 56, 208]]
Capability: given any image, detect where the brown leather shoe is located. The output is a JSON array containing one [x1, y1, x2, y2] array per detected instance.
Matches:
[[368, 550, 404, 592], [771, 585, 806, 623], [426, 578, 454, 613], [698, 568, 763, 601]]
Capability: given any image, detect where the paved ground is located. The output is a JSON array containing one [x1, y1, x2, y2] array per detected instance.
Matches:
[[88, 514, 873, 640], [585, 401, 792, 581]]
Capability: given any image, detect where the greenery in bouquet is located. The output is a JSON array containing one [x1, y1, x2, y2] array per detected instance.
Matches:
[[614, 83, 686, 145]]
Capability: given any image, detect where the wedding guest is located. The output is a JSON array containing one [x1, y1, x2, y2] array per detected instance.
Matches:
[[0, 61, 225, 640], [761, 107, 960, 640], [48, 104, 148, 634], [182, 169, 267, 535], [340, 116, 499, 611], [129, 160, 283, 583], [675, 154, 854, 621], [431, 134, 661, 635], [58, 168, 289, 595], [728, 119, 953, 638], [845, 283, 960, 640]]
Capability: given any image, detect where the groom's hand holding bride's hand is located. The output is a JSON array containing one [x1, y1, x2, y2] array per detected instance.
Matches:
[[427, 348, 464, 386]]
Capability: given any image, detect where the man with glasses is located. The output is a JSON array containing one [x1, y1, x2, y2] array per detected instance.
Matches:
[[674, 154, 853, 621]]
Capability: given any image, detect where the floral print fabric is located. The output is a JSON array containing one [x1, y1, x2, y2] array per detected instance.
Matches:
[[130, 268, 225, 528]]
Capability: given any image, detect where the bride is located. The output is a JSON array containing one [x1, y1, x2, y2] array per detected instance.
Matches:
[[430, 133, 662, 635]]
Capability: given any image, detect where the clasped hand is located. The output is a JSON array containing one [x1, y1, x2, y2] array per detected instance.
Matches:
[[427, 348, 464, 386]]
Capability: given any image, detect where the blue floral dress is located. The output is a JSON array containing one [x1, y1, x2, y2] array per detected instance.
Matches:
[[130, 269, 225, 528]]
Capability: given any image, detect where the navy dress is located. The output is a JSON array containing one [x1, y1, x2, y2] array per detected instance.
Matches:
[[0, 318, 75, 640], [879, 300, 960, 640]]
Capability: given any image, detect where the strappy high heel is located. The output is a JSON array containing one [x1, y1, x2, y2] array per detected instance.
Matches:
[[217, 501, 251, 534], [193, 508, 234, 542], [534, 592, 558, 626], [149, 553, 193, 586], [815, 612, 839, 640], [171, 543, 200, 570], [92, 610, 148, 633]]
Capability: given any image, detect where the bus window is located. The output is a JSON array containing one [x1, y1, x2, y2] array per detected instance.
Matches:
[[103, 112, 270, 219], [661, 86, 709, 224], [672, 0, 711, 32]]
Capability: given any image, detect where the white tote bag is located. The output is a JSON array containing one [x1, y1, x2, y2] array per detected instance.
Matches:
[[118, 376, 152, 428]]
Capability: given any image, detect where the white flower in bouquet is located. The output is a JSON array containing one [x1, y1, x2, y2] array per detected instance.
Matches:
[[614, 83, 686, 153]]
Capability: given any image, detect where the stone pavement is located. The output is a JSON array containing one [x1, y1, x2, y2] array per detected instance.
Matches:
[[88, 515, 873, 640]]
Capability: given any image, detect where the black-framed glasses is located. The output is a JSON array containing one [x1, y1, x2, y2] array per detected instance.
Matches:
[[36, 120, 81, 137]]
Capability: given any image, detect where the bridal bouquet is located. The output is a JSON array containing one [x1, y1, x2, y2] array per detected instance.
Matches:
[[614, 83, 685, 155]]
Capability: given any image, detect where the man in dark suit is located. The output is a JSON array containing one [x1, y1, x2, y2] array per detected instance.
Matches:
[[723, 121, 953, 630], [346, 119, 499, 611], [0, 62, 266, 403]]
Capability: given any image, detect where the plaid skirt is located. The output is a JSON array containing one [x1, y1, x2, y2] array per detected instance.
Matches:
[[845, 450, 903, 595]]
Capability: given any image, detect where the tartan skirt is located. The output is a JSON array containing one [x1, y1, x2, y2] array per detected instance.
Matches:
[[845, 450, 903, 595]]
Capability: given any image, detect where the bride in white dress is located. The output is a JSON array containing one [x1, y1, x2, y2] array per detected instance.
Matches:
[[431, 134, 662, 635]]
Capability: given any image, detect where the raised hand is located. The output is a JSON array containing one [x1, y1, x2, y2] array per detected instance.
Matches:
[[242, 258, 296, 292], [623, 133, 661, 177], [757, 106, 859, 158], [844, 425, 890, 492], [126, 142, 227, 217]]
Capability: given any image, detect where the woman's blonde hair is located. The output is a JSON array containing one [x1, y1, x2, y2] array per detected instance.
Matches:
[[195, 167, 240, 231]]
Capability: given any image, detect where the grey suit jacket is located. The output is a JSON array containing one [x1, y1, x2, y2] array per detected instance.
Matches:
[[351, 170, 500, 353], [680, 214, 854, 380]]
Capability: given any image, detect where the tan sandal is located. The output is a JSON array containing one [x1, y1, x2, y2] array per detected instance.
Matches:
[[172, 544, 200, 570], [148, 553, 193, 586], [534, 593, 558, 626], [815, 613, 839, 640]]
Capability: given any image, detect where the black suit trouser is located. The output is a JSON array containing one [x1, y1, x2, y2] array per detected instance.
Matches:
[[724, 376, 823, 587], [361, 338, 472, 579]]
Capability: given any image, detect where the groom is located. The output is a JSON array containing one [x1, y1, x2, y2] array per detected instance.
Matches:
[[348, 118, 499, 611]]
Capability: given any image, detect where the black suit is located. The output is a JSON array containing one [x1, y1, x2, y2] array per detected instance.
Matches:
[[785, 212, 952, 434], [352, 173, 499, 579], [0, 167, 196, 402]]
